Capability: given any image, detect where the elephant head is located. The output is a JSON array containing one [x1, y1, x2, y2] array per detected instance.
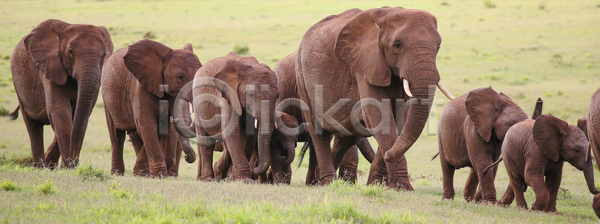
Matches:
[[274, 111, 299, 165], [333, 7, 454, 161], [464, 87, 528, 142], [124, 39, 201, 98], [24, 19, 113, 165], [214, 56, 279, 174], [533, 114, 598, 194]]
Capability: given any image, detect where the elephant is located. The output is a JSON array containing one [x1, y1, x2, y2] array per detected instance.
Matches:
[[10, 19, 113, 168], [213, 111, 299, 184], [101, 39, 201, 178], [483, 114, 599, 213], [274, 52, 376, 185], [173, 52, 279, 181], [583, 87, 600, 218], [295, 7, 454, 189], [437, 87, 537, 202]]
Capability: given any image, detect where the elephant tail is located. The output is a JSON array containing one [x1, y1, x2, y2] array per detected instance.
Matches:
[[296, 142, 310, 169], [8, 105, 19, 120], [482, 157, 503, 177], [430, 152, 439, 161]]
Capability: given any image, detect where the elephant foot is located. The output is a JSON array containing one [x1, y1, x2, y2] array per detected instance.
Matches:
[[543, 207, 558, 214], [592, 194, 600, 218], [318, 173, 336, 186], [111, 169, 125, 176], [387, 178, 413, 191], [199, 175, 214, 181], [530, 202, 546, 212], [60, 159, 76, 169]]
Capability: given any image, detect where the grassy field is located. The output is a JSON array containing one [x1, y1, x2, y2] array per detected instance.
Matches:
[[1, 0, 600, 223]]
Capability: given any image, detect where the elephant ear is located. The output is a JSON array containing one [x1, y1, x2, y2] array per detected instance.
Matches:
[[533, 114, 568, 162], [577, 117, 588, 140], [124, 39, 173, 97], [275, 111, 299, 131], [24, 19, 70, 86], [465, 87, 508, 142], [183, 43, 193, 52], [214, 59, 251, 116], [334, 8, 392, 87], [97, 26, 114, 58]]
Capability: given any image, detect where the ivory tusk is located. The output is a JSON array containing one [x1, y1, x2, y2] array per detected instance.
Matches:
[[274, 121, 278, 130], [437, 81, 455, 100], [403, 79, 413, 98], [254, 118, 258, 129]]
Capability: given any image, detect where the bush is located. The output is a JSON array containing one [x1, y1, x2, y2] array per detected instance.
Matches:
[[484, 0, 496, 8], [2, 179, 20, 191], [77, 164, 110, 181], [233, 44, 249, 55], [38, 180, 54, 195]]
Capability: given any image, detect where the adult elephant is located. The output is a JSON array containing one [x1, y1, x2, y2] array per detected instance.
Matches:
[[584, 87, 600, 218], [11, 19, 113, 168], [437, 87, 533, 202], [102, 39, 200, 178], [296, 7, 454, 189], [275, 52, 376, 185], [174, 52, 279, 181]]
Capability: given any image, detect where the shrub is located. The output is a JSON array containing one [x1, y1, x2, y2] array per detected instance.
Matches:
[[484, 0, 496, 8], [77, 164, 110, 181], [233, 44, 249, 55], [38, 180, 54, 195], [2, 179, 20, 191]]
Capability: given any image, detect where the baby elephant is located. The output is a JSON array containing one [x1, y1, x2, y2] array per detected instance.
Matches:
[[484, 114, 599, 213]]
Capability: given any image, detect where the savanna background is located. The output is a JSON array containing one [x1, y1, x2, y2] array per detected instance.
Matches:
[[1, 0, 600, 223]]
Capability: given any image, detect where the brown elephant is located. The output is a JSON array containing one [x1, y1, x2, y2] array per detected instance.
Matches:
[[296, 7, 454, 189], [484, 114, 598, 213], [213, 111, 299, 184], [583, 87, 600, 218], [101, 39, 201, 178], [173, 52, 279, 181], [437, 87, 536, 202], [10, 19, 113, 168], [274, 52, 376, 185]]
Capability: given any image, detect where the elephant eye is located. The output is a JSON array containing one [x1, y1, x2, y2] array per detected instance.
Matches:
[[177, 75, 184, 81], [248, 93, 255, 99], [393, 42, 402, 49], [437, 46, 441, 50], [68, 48, 74, 55]]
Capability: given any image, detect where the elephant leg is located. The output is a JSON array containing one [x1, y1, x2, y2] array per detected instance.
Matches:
[[45, 87, 75, 169], [159, 127, 177, 177], [463, 168, 479, 202], [367, 147, 388, 186], [129, 132, 150, 177], [510, 174, 529, 210], [137, 130, 167, 178], [470, 151, 498, 203], [498, 184, 515, 207], [106, 113, 126, 175], [309, 130, 335, 185], [269, 148, 284, 184], [170, 139, 183, 177], [213, 144, 232, 181], [331, 136, 359, 170], [283, 164, 292, 185], [43, 136, 60, 169], [338, 145, 359, 184], [356, 138, 375, 163], [528, 174, 550, 211], [543, 166, 563, 213], [440, 150, 456, 200], [305, 138, 319, 185], [198, 142, 215, 181]]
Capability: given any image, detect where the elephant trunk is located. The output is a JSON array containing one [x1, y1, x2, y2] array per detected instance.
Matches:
[[253, 120, 273, 175], [179, 100, 196, 163], [583, 160, 599, 195], [384, 82, 435, 162], [281, 141, 296, 166], [69, 58, 102, 168]]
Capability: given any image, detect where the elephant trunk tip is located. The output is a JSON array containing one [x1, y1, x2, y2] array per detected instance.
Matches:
[[184, 154, 195, 163], [252, 162, 270, 175]]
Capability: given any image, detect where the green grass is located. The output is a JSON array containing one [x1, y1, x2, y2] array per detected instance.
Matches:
[[1, 0, 600, 223]]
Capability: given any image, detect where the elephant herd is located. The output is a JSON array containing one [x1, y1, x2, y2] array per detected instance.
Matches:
[[8, 6, 600, 217]]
